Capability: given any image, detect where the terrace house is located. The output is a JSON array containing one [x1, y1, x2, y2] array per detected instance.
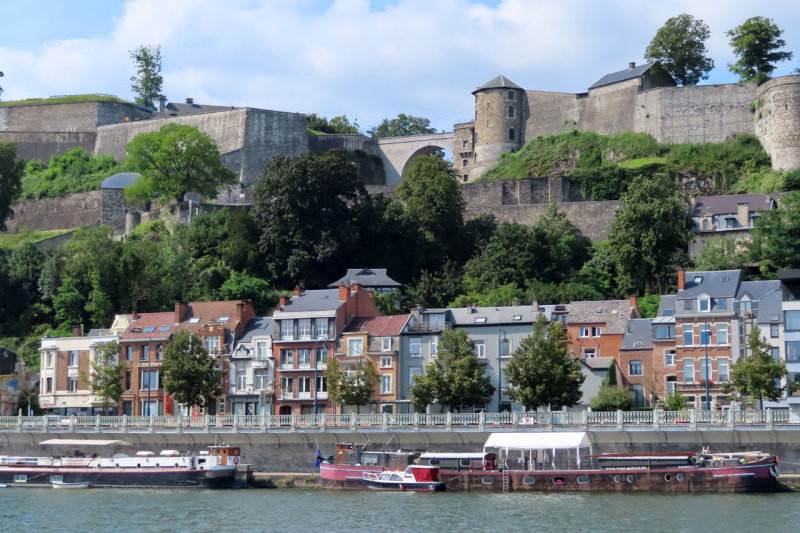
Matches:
[[566, 299, 639, 362], [229, 318, 275, 416], [779, 270, 800, 414], [400, 307, 452, 413]]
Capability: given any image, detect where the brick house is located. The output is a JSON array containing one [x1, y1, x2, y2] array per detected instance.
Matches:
[[567, 299, 639, 362], [229, 317, 275, 416]]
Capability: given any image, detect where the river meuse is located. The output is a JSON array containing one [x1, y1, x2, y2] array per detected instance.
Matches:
[[1, 487, 797, 532]]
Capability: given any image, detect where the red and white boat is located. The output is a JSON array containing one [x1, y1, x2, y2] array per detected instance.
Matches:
[[319, 443, 421, 489], [361, 465, 445, 492]]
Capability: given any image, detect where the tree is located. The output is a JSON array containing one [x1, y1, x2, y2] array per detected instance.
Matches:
[[162, 330, 223, 410], [251, 150, 366, 287], [723, 329, 787, 409], [368, 113, 436, 138], [664, 392, 688, 411], [86, 341, 125, 413], [607, 174, 693, 295], [325, 359, 380, 413], [0, 141, 24, 231], [694, 236, 748, 272], [130, 44, 163, 108], [645, 14, 714, 86], [305, 113, 360, 134], [750, 190, 800, 272], [727, 17, 793, 84], [590, 386, 635, 411], [124, 123, 238, 204], [504, 314, 584, 410], [409, 329, 494, 412]]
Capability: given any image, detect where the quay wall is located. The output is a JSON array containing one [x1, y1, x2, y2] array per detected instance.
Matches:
[[2, 428, 799, 473]]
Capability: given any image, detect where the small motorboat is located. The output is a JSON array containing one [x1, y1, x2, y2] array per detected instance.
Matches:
[[0, 483, 7, 488], [362, 465, 445, 492], [51, 481, 90, 489]]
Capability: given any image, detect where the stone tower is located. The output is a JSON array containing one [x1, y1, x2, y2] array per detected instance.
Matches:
[[467, 75, 526, 181], [755, 75, 800, 171]]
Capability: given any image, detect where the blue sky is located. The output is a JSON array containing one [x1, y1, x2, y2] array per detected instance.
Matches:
[[1, 1, 799, 132]]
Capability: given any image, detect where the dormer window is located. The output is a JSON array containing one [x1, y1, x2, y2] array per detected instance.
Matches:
[[698, 297, 710, 312], [693, 275, 703, 284]]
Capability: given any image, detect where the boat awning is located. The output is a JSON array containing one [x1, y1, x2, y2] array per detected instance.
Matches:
[[419, 452, 488, 459], [483, 432, 591, 451], [39, 439, 132, 447]]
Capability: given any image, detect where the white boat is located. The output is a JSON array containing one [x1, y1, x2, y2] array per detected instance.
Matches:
[[52, 481, 90, 489], [361, 465, 445, 491]]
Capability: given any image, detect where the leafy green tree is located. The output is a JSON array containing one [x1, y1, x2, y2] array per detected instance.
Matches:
[[368, 113, 436, 138], [605, 359, 618, 387], [590, 386, 635, 411], [219, 271, 278, 315], [750, 190, 800, 272], [723, 329, 787, 409], [162, 330, 223, 410], [664, 392, 688, 411], [409, 329, 495, 412], [504, 314, 584, 410], [410, 262, 464, 309], [727, 17, 793, 84], [637, 294, 660, 319], [124, 124, 238, 204], [645, 14, 714, 85], [252, 150, 366, 288], [305, 113, 360, 134], [0, 142, 24, 231], [86, 341, 125, 413], [325, 359, 380, 413], [450, 282, 527, 308], [20, 147, 123, 200], [694, 236, 749, 271], [130, 44, 163, 108], [608, 174, 693, 295]]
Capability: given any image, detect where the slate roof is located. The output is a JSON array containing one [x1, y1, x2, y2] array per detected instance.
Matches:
[[101, 172, 140, 189], [582, 356, 615, 370], [620, 319, 653, 350], [327, 268, 401, 289], [656, 295, 675, 317], [343, 315, 410, 336], [273, 289, 344, 315], [676, 270, 741, 300], [692, 194, 777, 216], [566, 300, 636, 334], [236, 317, 274, 344], [738, 280, 782, 323], [449, 305, 538, 326], [472, 75, 523, 94], [588, 61, 658, 90]]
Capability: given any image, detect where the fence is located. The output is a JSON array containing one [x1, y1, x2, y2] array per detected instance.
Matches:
[[1, 409, 799, 434]]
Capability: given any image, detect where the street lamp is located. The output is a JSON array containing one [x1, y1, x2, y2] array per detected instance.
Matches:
[[313, 334, 328, 415], [703, 320, 710, 411], [147, 337, 151, 416], [498, 328, 507, 412]]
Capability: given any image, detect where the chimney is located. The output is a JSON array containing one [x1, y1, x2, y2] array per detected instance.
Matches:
[[279, 296, 290, 307], [689, 196, 697, 208], [737, 203, 750, 227], [628, 62, 636, 69], [294, 286, 302, 297], [629, 296, 638, 312], [352, 283, 363, 293], [71, 324, 84, 337], [339, 283, 348, 301], [175, 301, 189, 323], [531, 293, 538, 312], [512, 300, 520, 307], [158, 95, 167, 112], [677, 270, 685, 291], [411, 306, 421, 322], [185, 97, 194, 105]]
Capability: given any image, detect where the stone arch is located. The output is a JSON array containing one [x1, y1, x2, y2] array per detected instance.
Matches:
[[400, 144, 451, 176], [375, 132, 456, 185]]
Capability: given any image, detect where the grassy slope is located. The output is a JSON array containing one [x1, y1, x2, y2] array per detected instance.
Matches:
[[0, 229, 75, 249]]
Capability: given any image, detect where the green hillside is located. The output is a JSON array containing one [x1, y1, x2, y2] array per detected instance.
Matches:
[[481, 130, 783, 199]]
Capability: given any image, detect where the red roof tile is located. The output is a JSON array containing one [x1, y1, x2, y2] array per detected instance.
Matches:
[[344, 315, 409, 336]]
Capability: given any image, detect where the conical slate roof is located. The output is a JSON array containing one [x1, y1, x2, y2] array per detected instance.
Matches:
[[472, 75, 522, 95]]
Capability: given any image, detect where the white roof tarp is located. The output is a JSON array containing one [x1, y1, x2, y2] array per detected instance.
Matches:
[[39, 439, 132, 447], [484, 432, 591, 451]]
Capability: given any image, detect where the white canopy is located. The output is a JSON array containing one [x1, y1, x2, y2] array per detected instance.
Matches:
[[483, 432, 591, 451], [40, 439, 131, 447]]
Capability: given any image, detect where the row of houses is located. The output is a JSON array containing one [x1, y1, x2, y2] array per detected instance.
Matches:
[[38, 267, 800, 417]]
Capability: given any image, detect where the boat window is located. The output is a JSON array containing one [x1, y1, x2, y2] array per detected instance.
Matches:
[[14, 474, 27, 482], [361, 454, 379, 465], [577, 475, 590, 484], [50, 475, 63, 483], [664, 474, 672, 481], [676, 473, 684, 482], [522, 476, 536, 485], [459, 458, 471, 467], [626, 475, 635, 483], [392, 474, 403, 482], [613, 475, 621, 483], [553, 477, 565, 485], [428, 458, 440, 465], [481, 476, 494, 485]]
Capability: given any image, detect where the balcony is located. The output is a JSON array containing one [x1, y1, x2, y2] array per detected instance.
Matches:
[[297, 392, 311, 399], [407, 322, 450, 333]]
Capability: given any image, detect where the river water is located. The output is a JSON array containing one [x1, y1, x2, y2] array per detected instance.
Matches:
[[1, 487, 797, 532]]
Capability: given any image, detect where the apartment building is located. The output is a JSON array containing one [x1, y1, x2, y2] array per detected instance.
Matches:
[[229, 317, 275, 416]]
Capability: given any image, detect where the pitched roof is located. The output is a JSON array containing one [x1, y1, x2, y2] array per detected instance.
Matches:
[[588, 61, 658, 90], [620, 319, 653, 350], [121, 312, 175, 341], [738, 280, 782, 323], [566, 300, 636, 334], [101, 172, 140, 189], [122, 300, 250, 340], [472, 75, 523, 94], [581, 356, 615, 370], [449, 305, 538, 326], [327, 268, 401, 289], [343, 315, 410, 336], [273, 289, 344, 315], [692, 194, 777, 216], [656, 295, 675, 317], [676, 270, 741, 300], [236, 317, 274, 344]]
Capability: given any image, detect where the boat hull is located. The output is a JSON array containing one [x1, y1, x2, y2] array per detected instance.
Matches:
[[319, 463, 384, 489], [0, 467, 236, 489], [363, 480, 445, 492]]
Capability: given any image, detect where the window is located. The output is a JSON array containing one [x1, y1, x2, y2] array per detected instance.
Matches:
[[474, 340, 486, 358], [188, 317, 200, 325], [462, 140, 469, 148], [409, 338, 422, 357], [204, 336, 220, 353], [770, 324, 779, 338], [508, 90, 515, 100], [281, 377, 294, 396], [583, 347, 596, 358], [316, 347, 328, 369], [348, 338, 364, 356], [143, 326, 155, 333], [499, 337, 510, 357], [430, 336, 438, 355], [218, 316, 230, 323], [656, 326, 675, 339], [579, 327, 590, 338], [786, 341, 800, 362], [140, 370, 159, 390], [280, 320, 294, 340], [630, 385, 645, 407], [666, 377, 677, 396], [381, 374, 392, 394], [462, 159, 469, 167], [699, 298, 710, 312], [682, 327, 693, 346], [381, 338, 392, 352], [717, 324, 728, 345], [740, 299, 752, 316], [315, 318, 329, 339], [236, 370, 246, 390], [298, 319, 312, 340], [699, 324, 711, 345], [69, 351, 79, 366], [718, 358, 729, 382], [141, 345, 149, 361], [409, 367, 422, 386], [475, 317, 487, 323], [126, 346, 132, 361], [592, 327, 602, 337], [683, 359, 694, 383], [297, 348, 311, 368], [683, 300, 693, 311], [254, 372, 269, 390], [508, 105, 515, 118], [68, 377, 78, 392], [317, 375, 327, 393], [280, 349, 294, 368], [665, 350, 676, 366], [771, 347, 781, 361], [700, 359, 711, 381], [629, 360, 643, 376], [125, 372, 131, 391], [786, 310, 800, 331], [159, 325, 171, 332], [46, 352, 54, 368], [508, 128, 515, 141], [256, 341, 269, 360], [381, 356, 392, 368], [44, 377, 53, 394], [297, 377, 311, 396]]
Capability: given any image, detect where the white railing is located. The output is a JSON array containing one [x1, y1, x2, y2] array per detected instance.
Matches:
[[3, 409, 799, 433]]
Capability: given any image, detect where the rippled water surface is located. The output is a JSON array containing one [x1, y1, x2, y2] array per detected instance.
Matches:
[[1, 487, 797, 532]]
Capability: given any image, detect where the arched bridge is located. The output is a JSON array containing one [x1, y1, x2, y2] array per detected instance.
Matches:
[[376, 132, 456, 185]]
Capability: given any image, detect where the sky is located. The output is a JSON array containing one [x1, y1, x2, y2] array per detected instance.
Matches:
[[1, 0, 800, 133]]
